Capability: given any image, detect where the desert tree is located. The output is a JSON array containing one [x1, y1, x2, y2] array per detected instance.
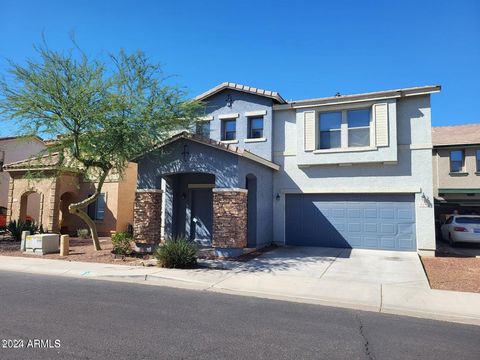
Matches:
[[0, 42, 202, 250]]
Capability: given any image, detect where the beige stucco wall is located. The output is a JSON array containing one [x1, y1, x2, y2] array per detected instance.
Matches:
[[7, 173, 58, 232], [0, 138, 46, 215], [433, 147, 480, 194], [7, 161, 137, 236], [64, 162, 137, 236], [116, 162, 137, 233]]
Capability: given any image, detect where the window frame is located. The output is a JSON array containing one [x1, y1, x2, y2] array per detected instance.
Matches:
[[476, 149, 480, 173], [87, 193, 106, 222], [222, 119, 236, 141], [195, 121, 210, 138], [317, 108, 372, 150], [247, 116, 264, 139], [450, 150, 465, 173], [347, 109, 371, 148]]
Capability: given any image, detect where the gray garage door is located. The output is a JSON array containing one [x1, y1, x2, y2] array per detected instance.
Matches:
[[285, 194, 416, 251]]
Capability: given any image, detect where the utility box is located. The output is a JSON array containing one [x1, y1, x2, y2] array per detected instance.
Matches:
[[25, 234, 60, 255]]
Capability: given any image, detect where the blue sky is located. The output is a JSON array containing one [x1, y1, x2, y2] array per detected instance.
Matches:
[[0, 0, 479, 134]]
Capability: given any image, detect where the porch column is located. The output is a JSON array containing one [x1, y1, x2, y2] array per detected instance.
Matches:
[[133, 189, 163, 244], [212, 188, 248, 255]]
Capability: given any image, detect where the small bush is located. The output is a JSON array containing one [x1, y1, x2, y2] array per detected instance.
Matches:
[[154, 236, 197, 268], [7, 220, 38, 241], [111, 232, 133, 255], [77, 228, 90, 239]]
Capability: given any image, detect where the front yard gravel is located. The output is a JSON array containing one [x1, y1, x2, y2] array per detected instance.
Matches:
[[421, 256, 480, 293]]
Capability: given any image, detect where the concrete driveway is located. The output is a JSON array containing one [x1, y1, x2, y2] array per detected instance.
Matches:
[[238, 246, 429, 288], [211, 246, 430, 312]]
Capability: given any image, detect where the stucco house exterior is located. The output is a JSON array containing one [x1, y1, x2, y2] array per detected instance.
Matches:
[[432, 124, 480, 221], [133, 82, 440, 256], [4, 153, 138, 236], [0, 136, 46, 223]]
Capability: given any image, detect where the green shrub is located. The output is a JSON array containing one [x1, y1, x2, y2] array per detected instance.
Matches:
[[111, 232, 133, 255], [7, 220, 38, 241], [77, 228, 90, 239], [154, 236, 197, 268]]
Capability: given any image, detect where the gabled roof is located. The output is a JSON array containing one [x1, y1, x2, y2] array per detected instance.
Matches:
[[195, 82, 286, 104], [432, 124, 480, 147], [3, 152, 61, 172], [135, 131, 280, 171]]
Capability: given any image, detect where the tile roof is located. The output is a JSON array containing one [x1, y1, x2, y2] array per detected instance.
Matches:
[[195, 82, 286, 104], [134, 131, 280, 170], [432, 124, 480, 146], [3, 152, 61, 171]]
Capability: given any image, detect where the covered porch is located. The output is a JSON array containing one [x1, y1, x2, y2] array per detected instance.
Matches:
[[133, 132, 278, 254]]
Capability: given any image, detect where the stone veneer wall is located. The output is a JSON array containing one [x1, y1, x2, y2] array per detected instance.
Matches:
[[133, 190, 162, 244], [212, 188, 248, 248]]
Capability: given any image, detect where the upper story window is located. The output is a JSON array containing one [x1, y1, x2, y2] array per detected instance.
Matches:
[[318, 108, 371, 150], [450, 150, 464, 173], [319, 112, 341, 149], [348, 109, 370, 147], [222, 119, 236, 141], [195, 121, 210, 138], [87, 193, 106, 222], [476, 149, 480, 172], [248, 116, 264, 139]]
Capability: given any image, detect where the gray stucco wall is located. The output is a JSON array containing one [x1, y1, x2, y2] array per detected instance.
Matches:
[[238, 157, 274, 249], [137, 140, 240, 189], [202, 90, 274, 160], [136, 137, 275, 248], [272, 95, 436, 253]]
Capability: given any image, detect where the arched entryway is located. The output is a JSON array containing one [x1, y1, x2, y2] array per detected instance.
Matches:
[[59, 192, 76, 235], [246, 174, 257, 248], [19, 191, 41, 224]]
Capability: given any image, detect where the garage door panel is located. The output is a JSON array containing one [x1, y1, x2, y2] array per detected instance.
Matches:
[[285, 194, 416, 251]]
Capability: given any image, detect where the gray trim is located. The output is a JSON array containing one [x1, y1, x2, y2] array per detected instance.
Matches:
[[274, 85, 441, 110], [212, 188, 248, 193]]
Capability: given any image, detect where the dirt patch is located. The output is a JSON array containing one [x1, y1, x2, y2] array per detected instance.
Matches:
[[421, 256, 480, 293], [0, 236, 154, 266]]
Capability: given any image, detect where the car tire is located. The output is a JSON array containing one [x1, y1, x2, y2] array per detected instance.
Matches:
[[448, 233, 455, 247]]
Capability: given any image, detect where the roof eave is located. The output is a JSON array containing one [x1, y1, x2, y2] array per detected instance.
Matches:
[[195, 82, 287, 104], [274, 85, 441, 110]]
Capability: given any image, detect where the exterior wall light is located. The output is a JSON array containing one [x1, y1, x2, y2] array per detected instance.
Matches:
[[275, 193, 281, 201]]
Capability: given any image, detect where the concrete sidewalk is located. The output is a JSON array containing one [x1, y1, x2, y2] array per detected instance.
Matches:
[[1, 254, 480, 326]]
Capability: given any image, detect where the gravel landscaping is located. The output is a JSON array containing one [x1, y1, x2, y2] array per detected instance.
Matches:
[[0, 236, 154, 266], [422, 255, 480, 293]]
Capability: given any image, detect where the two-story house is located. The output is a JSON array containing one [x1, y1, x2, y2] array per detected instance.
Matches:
[[432, 124, 480, 222], [133, 82, 440, 256]]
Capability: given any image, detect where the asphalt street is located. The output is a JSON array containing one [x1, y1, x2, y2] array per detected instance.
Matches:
[[0, 271, 479, 360]]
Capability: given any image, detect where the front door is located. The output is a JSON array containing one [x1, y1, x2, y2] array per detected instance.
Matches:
[[190, 188, 213, 246]]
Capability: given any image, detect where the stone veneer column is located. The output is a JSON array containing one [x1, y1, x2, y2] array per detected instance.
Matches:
[[133, 189, 163, 244], [212, 188, 248, 254]]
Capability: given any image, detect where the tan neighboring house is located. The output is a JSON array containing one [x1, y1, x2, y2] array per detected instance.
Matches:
[[432, 124, 480, 220], [3, 152, 137, 236], [0, 136, 47, 222]]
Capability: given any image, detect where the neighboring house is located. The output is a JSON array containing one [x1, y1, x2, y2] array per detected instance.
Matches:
[[432, 124, 480, 221], [4, 153, 137, 236], [0, 136, 46, 225], [133, 82, 440, 255]]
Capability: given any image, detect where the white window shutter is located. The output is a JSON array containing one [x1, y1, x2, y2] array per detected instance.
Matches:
[[304, 111, 316, 151], [374, 103, 389, 147]]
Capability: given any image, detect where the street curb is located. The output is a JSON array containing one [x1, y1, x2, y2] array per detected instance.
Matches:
[[1, 256, 480, 327]]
